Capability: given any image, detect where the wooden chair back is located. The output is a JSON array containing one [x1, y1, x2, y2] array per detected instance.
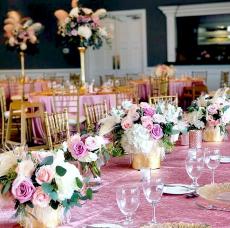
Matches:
[[192, 85, 208, 100], [84, 101, 108, 132], [44, 109, 70, 149], [0, 87, 7, 145], [159, 76, 169, 96], [149, 76, 161, 96], [149, 95, 178, 106], [5, 101, 46, 149]]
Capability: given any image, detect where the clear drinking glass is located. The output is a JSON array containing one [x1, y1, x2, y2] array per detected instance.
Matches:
[[204, 148, 221, 184], [116, 184, 140, 226], [185, 151, 204, 189], [142, 177, 164, 224]]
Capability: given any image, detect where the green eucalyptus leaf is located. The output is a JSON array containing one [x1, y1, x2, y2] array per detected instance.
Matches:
[[27, 201, 34, 208], [40, 156, 53, 166], [86, 188, 93, 200], [76, 177, 83, 189], [2, 182, 11, 194], [56, 166, 67, 176], [42, 183, 54, 194]]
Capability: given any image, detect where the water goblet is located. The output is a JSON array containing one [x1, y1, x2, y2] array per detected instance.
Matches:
[[185, 151, 204, 189], [205, 148, 221, 184], [116, 184, 140, 226], [142, 177, 164, 224]]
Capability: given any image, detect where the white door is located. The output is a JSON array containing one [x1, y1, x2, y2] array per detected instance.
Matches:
[[86, 9, 147, 84]]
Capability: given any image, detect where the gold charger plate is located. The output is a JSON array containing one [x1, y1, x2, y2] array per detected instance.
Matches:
[[141, 223, 211, 228], [197, 183, 230, 206]]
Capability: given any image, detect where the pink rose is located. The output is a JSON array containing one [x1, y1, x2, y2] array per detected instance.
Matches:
[[85, 136, 99, 151], [151, 124, 163, 140], [32, 187, 50, 208], [141, 117, 154, 131], [143, 107, 155, 117], [207, 104, 218, 115], [128, 111, 140, 121], [121, 117, 133, 130], [11, 177, 35, 203], [36, 166, 54, 185], [68, 134, 88, 159], [140, 102, 150, 109]]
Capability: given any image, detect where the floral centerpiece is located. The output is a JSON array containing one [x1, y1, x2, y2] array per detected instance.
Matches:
[[56, 133, 109, 185], [55, 0, 110, 84], [0, 148, 93, 227], [99, 101, 186, 169], [187, 89, 230, 143]]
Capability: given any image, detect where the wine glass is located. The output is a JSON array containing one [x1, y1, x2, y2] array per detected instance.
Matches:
[[204, 148, 221, 184], [185, 151, 204, 189], [142, 177, 164, 224], [116, 184, 140, 226]]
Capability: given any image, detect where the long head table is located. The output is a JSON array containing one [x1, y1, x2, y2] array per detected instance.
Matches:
[[1, 141, 230, 227]]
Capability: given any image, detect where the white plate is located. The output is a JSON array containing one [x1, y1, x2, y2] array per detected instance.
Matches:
[[86, 223, 123, 228], [220, 156, 230, 163], [163, 184, 194, 195]]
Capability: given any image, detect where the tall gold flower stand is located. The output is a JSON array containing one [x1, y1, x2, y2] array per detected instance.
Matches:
[[132, 151, 161, 170]]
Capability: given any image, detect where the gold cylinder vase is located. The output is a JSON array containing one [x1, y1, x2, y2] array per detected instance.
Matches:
[[78, 46, 86, 84], [189, 130, 202, 149], [132, 150, 161, 170], [203, 126, 224, 142]]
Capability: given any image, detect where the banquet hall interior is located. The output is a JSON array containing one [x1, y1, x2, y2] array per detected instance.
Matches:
[[0, 0, 230, 227]]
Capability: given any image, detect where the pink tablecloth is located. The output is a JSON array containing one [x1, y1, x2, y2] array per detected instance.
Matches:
[[169, 79, 204, 97], [68, 141, 230, 228], [28, 93, 117, 140], [1, 141, 230, 227], [130, 80, 151, 101]]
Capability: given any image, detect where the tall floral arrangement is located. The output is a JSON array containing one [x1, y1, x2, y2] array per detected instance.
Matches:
[[99, 101, 186, 156], [187, 89, 230, 134], [3, 11, 43, 52], [0, 148, 92, 227], [55, 0, 109, 49], [154, 64, 175, 78]]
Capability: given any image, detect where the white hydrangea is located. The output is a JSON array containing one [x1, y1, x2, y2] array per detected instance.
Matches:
[[78, 152, 98, 162], [153, 114, 166, 124], [121, 124, 156, 154], [111, 107, 125, 119], [121, 100, 133, 110], [98, 27, 108, 37]]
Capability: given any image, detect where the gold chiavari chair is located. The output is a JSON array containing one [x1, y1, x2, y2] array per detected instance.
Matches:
[[192, 71, 208, 83], [84, 100, 108, 132], [53, 89, 85, 133], [113, 76, 128, 87], [149, 76, 161, 96], [115, 85, 139, 107], [44, 109, 70, 149], [149, 95, 178, 106], [159, 76, 169, 96], [220, 71, 229, 88]]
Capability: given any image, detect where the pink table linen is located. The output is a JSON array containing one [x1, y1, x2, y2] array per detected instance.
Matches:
[[1, 141, 230, 227], [130, 80, 151, 101], [28, 93, 117, 141], [169, 79, 205, 97]]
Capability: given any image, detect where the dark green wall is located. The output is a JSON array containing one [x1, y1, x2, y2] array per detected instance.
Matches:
[[0, 0, 228, 69]]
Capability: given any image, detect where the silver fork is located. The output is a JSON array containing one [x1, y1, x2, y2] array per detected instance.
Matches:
[[195, 201, 230, 212]]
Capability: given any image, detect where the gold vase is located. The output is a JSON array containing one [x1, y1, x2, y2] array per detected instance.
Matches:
[[78, 46, 86, 84], [203, 126, 224, 142], [19, 206, 63, 228], [189, 130, 202, 149], [132, 149, 161, 170]]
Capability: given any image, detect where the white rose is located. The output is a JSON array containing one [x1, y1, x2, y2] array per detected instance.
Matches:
[[17, 160, 35, 177], [9, 36, 16, 46], [78, 152, 98, 162], [93, 8, 107, 18], [69, 7, 79, 17], [77, 25, 92, 39], [0, 152, 17, 176], [82, 7, 93, 15], [153, 114, 166, 123], [20, 42, 27, 50], [55, 162, 82, 201]]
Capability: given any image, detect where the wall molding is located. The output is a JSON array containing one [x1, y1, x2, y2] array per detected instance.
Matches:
[[159, 2, 230, 62]]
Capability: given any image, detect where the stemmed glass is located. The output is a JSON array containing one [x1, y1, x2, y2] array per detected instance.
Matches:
[[142, 177, 164, 224], [204, 148, 221, 184], [185, 150, 204, 189], [116, 184, 140, 226]]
